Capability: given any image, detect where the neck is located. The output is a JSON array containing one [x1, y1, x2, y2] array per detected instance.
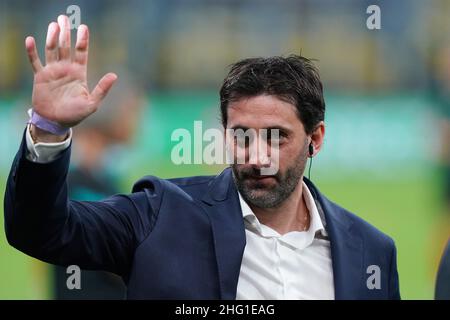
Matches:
[[249, 179, 310, 235]]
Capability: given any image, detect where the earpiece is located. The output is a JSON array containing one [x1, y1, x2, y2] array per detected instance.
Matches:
[[308, 142, 314, 157]]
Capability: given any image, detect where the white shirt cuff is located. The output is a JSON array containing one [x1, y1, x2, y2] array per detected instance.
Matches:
[[25, 124, 72, 163]]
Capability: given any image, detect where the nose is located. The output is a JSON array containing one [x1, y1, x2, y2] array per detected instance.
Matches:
[[248, 136, 271, 168]]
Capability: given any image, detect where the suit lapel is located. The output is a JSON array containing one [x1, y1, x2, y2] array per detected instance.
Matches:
[[200, 168, 246, 299], [305, 178, 365, 299], [199, 170, 365, 300]]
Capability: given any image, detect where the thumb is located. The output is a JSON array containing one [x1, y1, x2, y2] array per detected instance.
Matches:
[[90, 72, 118, 106]]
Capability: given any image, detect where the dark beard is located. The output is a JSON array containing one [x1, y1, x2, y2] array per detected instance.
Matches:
[[231, 142, 309, 208]]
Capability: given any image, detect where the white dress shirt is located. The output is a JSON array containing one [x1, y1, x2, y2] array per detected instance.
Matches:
[[25, 124, 72, 163], [25, 125, 335, 300], [236, 183, 334, 300]]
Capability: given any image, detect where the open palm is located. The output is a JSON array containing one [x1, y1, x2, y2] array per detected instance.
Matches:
[[26, 15, 117, 128]]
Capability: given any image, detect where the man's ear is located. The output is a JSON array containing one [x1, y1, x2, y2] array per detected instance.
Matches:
[[309, 121, 325, 157]]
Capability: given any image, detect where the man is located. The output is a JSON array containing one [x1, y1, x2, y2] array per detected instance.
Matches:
[[428, 44, 450, 280], [4, 15, 400, 299]]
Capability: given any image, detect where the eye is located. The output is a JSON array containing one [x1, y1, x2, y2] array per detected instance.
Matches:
[[266, 130, 287, 144], [234, 133, 254, 148], [235, 136, 246, 148]]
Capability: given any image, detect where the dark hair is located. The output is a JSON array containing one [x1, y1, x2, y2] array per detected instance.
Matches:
[[219, 55, 325, 135]]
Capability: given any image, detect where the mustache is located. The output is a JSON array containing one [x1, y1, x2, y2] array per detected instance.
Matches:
[[235, 166, 280, 180]]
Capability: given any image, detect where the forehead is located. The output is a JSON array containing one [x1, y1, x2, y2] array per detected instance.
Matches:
[[227, 94, 303, 130]]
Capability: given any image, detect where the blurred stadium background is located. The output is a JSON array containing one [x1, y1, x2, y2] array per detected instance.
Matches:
[[1, 0, 450, 299]]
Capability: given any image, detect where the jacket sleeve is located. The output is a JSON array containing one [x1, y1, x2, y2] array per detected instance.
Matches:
[[388, 240, 401, 300], [3, 131, 155, 278]]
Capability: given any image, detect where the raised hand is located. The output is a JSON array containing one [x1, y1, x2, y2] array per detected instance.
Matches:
[[25, 15, 117, 133]]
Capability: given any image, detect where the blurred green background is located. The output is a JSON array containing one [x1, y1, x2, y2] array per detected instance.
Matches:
[[1, 0, 450, 299]]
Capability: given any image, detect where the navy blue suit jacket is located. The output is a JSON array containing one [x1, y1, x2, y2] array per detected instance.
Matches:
[[435, 240, 450, 300], [4, 135, 400, 299]]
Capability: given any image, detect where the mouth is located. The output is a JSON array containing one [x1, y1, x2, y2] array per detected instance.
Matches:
[[244, 175, 277, 184], [249, 175, 274, 179]]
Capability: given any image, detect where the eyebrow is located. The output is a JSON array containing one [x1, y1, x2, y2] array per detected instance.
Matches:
[[229, 125, 291, 133]]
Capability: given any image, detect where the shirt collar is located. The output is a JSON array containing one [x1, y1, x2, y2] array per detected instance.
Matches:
[[238, 181, 328, 248]]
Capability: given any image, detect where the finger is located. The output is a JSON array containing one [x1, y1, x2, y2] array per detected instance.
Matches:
[[45, 22, 59, 64], [57, 15, 71, 60], [25, 36, 43, 73], [74, 24, 89, 65], [90, 73, 118, 106]]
